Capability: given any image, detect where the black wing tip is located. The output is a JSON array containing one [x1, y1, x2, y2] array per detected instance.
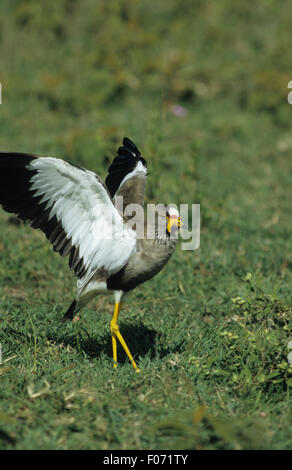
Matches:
[[0, 152, 29, 157], [121, 137, 147, 168], [0, 152, 37, 167], [122, 137, 141, 157], [105, 137, 147, 197]]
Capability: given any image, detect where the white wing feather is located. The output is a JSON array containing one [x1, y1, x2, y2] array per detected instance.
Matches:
[[27, 157, 137, 288]]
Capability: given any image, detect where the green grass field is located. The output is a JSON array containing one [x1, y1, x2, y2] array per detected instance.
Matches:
[[0, 0, 292, 450]]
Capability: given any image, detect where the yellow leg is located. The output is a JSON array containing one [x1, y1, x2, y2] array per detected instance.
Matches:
[[111, 302, 120, 369], [110, 302, 140, 372]]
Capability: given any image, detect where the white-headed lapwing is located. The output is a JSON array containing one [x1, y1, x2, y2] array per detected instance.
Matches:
[[0, 138, 182, 371]]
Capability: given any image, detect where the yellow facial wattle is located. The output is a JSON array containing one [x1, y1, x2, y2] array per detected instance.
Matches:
[[166, 216, 183, 233]]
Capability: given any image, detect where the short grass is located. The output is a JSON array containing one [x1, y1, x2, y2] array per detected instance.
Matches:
[[0, 0, 292, 450]]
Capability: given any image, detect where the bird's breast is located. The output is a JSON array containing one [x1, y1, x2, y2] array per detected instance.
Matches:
[[107, 238, 176, 292]]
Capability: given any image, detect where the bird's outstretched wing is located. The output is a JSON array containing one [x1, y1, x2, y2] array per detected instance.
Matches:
[[0, 152, 136, 288], [105, 137, 147, 214]]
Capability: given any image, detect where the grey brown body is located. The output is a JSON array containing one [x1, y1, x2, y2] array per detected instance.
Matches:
[[107, 237, 176, 292]]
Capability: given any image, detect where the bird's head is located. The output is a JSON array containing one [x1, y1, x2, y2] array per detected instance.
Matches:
[[149, 204, 182, 241]]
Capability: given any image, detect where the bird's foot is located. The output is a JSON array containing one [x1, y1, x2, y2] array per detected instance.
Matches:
[[110, 320, 140, 372]]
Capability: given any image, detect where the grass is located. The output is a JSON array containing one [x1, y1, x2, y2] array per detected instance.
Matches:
[[0, 0, 292, 450]]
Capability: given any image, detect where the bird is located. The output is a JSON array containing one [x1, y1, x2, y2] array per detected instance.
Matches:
[[0, 137, 182, 371]]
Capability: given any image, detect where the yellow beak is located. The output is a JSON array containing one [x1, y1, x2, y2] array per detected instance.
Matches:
[[166, 216, 183, 233]]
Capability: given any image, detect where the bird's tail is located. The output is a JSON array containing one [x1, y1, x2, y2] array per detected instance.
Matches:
[[63, 299, 78, 321]]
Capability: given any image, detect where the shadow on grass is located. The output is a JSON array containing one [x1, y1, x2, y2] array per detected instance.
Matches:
[[48, 321, 185, 364]]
